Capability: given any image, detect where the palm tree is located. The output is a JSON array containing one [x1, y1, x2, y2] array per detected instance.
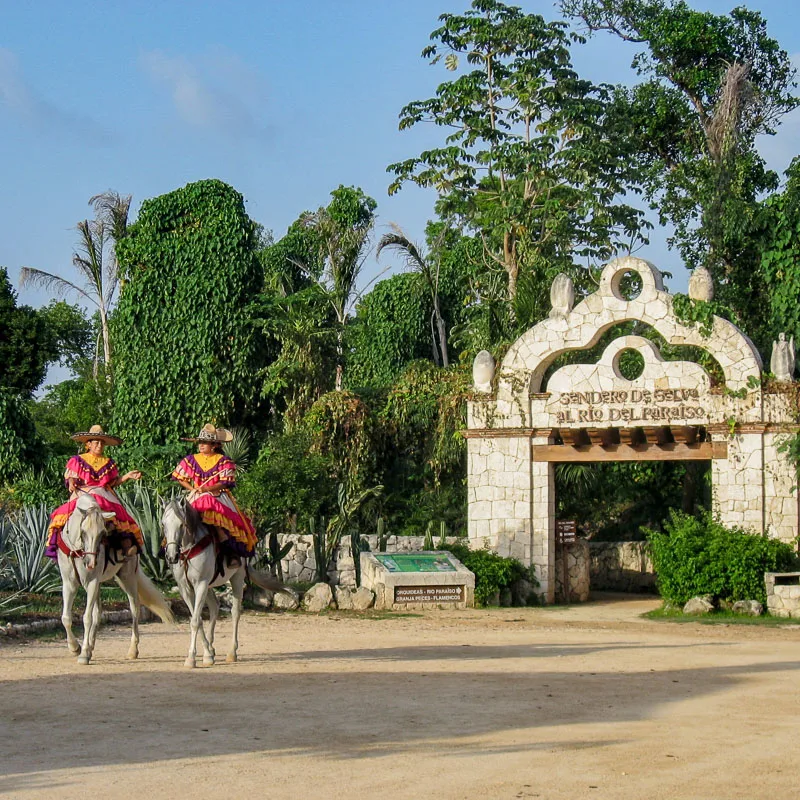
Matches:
[[376, 223, 449, 367], [301, 187, 378, 391], [20, 191, 131, 381]]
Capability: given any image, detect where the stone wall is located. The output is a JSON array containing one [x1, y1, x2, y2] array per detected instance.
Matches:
[[554, 540, 590, 602], [588, 542, 656, 593]]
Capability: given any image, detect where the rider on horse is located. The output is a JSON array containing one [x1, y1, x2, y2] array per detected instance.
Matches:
[[172, 424, 257, 567], [46, 425, 144, 560]]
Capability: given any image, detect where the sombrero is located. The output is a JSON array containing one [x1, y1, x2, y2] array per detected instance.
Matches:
[[71, 424, 123, 446], [181, 423, 233, 444]]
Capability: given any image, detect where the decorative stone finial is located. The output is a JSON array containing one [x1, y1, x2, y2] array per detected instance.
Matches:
[[770, 333, 795, 382], [549, 273, 574, 318], [688, 266, 714, 302], [472, 350, 495, 393]]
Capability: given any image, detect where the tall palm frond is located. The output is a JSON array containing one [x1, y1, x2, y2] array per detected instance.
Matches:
[[19, 191, 130, 384], [19, 266, 95, 307]]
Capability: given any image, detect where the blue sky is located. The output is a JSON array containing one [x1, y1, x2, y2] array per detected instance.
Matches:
[[2, 0, 799, 327]]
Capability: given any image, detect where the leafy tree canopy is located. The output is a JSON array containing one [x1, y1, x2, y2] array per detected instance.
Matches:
[[0, 268, 62, 397], [388, 0, 649, 314]]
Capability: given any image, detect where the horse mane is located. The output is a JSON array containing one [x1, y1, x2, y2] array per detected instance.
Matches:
[[184, 501, 203, 538]]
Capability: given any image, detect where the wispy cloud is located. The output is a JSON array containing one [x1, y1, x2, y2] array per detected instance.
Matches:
[[140, 48, 270, 139], [0, 48, 112, 144]]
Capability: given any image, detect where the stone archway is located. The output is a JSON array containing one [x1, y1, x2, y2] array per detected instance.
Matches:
[[465, 256, 799, 603]]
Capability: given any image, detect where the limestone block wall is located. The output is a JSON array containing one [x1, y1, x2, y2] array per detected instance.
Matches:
[[467, 435, 533, 565], [763, 432, 800, 542], [531, 437, 555, 603], [589, 542, 656, 592], [711, 431, 765, 533]]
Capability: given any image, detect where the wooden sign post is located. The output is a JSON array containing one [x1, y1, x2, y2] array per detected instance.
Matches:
[[555, 520, 577, 603]]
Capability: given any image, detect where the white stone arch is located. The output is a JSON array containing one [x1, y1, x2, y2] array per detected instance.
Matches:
[[465, 256, 797, 605], [498, 256, 762, 403]]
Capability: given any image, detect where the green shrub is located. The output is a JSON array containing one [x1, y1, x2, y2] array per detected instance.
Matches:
[[444, 542, 533, 606], [646, 511, 797, 606]]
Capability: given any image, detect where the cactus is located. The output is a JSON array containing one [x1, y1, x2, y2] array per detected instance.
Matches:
[[258, 528, 293, 579], [437, 520, 448, 549], [377, 517, 388, 552], [423, 520, 435, 551]]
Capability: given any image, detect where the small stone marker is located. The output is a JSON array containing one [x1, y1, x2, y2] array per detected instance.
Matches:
[[360, 551, 475, 610]]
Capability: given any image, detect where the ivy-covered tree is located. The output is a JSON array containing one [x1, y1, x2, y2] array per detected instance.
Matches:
[[112, 179, 265, 446], [388, 0, 648, 320], [349, 224, 473, 387]]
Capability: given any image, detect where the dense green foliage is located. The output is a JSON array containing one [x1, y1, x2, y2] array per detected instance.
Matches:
[[0, 390, 44, 485], [562, 0, 798, 332], [646, 511, 797, 605], [0, 269, 59, 397], [445, 542, 531, 606], [113, 179, 265, 445]]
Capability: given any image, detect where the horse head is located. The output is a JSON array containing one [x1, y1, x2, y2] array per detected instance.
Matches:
[[162, 497, 202, 565], [73, 492, 113, 571]]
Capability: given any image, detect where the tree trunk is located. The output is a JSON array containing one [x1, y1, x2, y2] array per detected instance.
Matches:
[[432, 295, 449, 367], [335, 328, 344, 391], [504, 231, 518, 320], [99, 304, 112, 382]]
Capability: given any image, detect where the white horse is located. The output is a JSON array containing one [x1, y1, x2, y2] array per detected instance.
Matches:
[[57, 491, 174, 665], [162, 497, 286, 668]]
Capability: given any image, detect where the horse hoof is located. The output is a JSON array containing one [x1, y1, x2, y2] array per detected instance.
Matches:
[[68, 643, 81, 655], [226, 653, 237, 663], [184, 658, 196, 669], [126, 651, 139, 661], [77, 655, 90, 666], [203, 656, 215, 667]]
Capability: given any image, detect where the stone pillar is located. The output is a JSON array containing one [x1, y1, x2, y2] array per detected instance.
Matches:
[[763, 432, 799, 542], [531, 435, 555, 603], [711, 431, 764, 532], [467, 434, 533, 565]]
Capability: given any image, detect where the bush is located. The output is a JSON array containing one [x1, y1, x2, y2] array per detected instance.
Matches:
[[444, 542, 533, 606], [646, 511, 798, 606]]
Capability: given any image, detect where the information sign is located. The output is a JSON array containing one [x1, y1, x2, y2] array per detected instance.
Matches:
[[375, 554, 457, 573], [556, 520, 577, 544]]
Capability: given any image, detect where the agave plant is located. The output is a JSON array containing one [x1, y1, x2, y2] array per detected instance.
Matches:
[[117, 483, 175, 587], [1, 504, 61, 594], [223, 428, 252, 472]]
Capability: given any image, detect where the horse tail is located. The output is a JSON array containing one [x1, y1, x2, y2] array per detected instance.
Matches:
[[247, 567, 291, 596], [136, 570, 176, 624]]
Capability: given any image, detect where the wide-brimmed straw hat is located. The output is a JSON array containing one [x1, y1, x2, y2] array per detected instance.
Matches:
[[181, 423, 233, 444], [71, 424, 123, 446]]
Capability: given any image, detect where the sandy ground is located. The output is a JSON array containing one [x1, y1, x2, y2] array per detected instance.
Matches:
[[1, 595, 800, 799]]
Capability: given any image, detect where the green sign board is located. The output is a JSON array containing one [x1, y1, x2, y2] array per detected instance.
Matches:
[[375, 553, 457, 573]]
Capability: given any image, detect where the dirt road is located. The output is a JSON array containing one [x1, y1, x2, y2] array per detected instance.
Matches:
[[2, 596, 799, 799]]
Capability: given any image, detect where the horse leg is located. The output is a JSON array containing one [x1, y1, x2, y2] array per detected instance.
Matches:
[[60, 565, 81, 655], [186, 579, 209, 668], [202, 590, 219, 666], [78, 578, 100, 665], [117, 563, 140, 660], [226, 568, 245, 663]]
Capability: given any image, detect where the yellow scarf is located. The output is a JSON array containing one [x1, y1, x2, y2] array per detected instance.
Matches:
[[194, 452, 223, 472], [81, 453, 110, 471]]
